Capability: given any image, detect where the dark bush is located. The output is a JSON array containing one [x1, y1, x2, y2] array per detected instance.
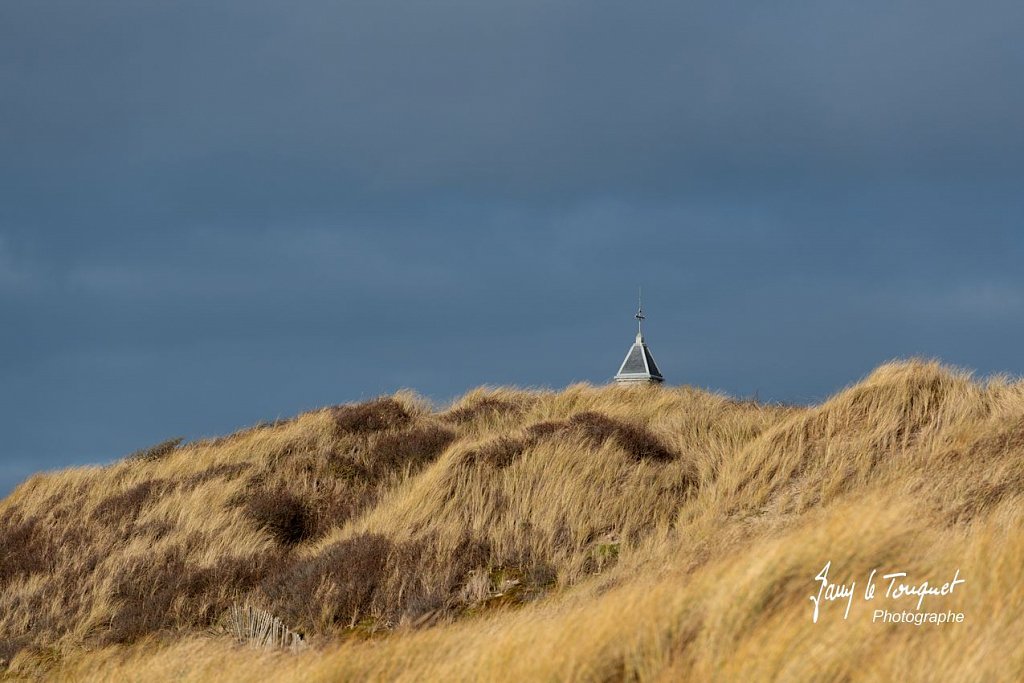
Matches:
[[261, 532, 496, 632], [464, 437, 528, 469], [524, 420, 569, 439], [0, 518, 51, 585], [458, 419, 563, 469], [246, 490, 311, 546], [457, 413, 673, 469], [0, 514, 99, 637], [369, 424, 456, 475], [105, 549, 194, 644], [443, 397, 521, 424], [306, 492, 372, 540], [179, 462, 250, 491], [324, 457, 371, 481], [526, 562, 559, 589], [568, 412, 675, 462], [127, 437, 184, 462], [0, 637, 28, 668], [612, 422, 675, 462], [386, 534, 492, 619], [568, 412, 619, 443], [330, 398, 412, 435], [92, 480, 166, 525], [261, 533, 393, 631], [105, 546, 279, 644]]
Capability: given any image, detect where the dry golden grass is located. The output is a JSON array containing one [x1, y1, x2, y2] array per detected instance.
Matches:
[[1, 360, 1022, 681]]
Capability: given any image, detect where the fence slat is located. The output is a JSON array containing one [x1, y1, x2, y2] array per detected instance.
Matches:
[[226, 603, 306, 652]]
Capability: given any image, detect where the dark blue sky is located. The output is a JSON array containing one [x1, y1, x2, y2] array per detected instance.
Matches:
[[2, 1, 1023, 494]]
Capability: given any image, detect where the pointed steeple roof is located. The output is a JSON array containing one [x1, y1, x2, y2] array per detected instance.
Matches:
[[614, 291, 664, 384]]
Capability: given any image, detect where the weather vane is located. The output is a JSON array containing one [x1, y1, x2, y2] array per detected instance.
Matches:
[[636, 287, 645, 334]]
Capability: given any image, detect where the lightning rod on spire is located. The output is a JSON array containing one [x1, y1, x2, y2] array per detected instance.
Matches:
[[635, 287, 645, 336]]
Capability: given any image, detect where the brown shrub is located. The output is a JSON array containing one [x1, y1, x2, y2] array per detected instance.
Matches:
[[567, 412, 619, 442], [105, 546, 279, 644], [0, 519, 99, 626], [92, 479, 167, 525], [385, 535, 492, 619], [568, 412, 675, 462], [0, 518, 52, 584], [463, 437, 528, 469], [229, 460, 377, 541], [443, 397, 521, 425], [330, 398, 412, 435], [306, 493, 372, 540], [0, 637, 28, 669], [246, 490, 311, 546], [610, 422, 676, 462], [261, 533, 393, 631], [369, 425, 456, 475], [179, 462, 250, 491], [524, 420, 569, 439], [460, 414, 674, 467], [261, 533, 496, 633], [319, 446, 371, 481], [459, 414, 672, 470], [127, 437, 184, 462], [233, 446, 384, 540]]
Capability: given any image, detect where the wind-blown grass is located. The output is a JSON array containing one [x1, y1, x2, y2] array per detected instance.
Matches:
[[1, 360, 1022, 681]]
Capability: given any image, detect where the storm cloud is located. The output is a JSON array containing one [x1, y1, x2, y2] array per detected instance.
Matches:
[[1, 0, 1022, 493]]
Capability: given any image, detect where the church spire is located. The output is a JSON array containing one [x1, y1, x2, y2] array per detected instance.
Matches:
[[636, 287, 645, 341], [615, 289, 664, 384]]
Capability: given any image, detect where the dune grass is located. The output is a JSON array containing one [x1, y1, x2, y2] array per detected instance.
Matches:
[[1, 360, 1022, 681]]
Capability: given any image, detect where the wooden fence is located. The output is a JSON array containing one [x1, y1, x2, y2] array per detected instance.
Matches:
[[226, 603, 307, 652]]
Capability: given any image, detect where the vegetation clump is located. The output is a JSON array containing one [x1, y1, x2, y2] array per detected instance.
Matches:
[[127, 437, 184, 462], [246, 490, 312, 546], [369, 424, 456, 474], [1, 362, 1023, 681], [330, 398, 412, 435], [443, 396, 524, 424]]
